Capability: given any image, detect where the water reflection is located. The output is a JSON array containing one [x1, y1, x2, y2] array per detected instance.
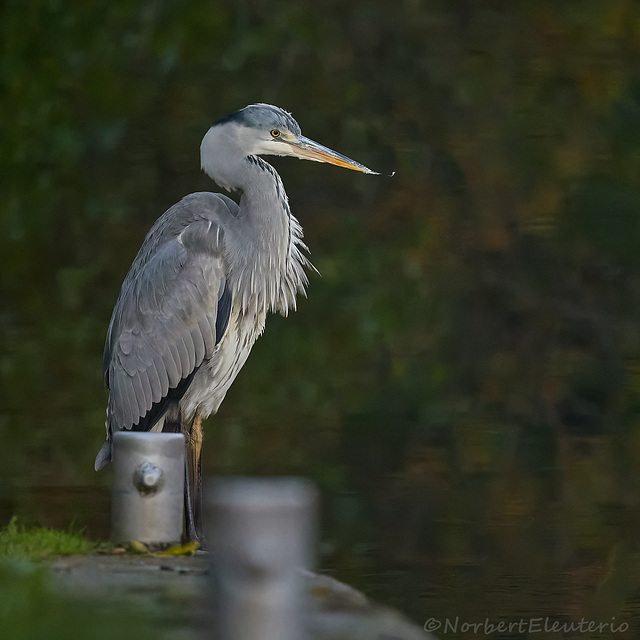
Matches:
[[9, 473, 640, 636]]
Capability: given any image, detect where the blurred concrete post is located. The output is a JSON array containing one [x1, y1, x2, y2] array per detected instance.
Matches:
[[205, 477, 317, 640], [111, 431, 185, 545]]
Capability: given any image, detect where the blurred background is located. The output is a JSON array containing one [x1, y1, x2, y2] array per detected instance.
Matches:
[[3, 0, 640, 630]]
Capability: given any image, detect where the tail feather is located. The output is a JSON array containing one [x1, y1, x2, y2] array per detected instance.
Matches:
[[94, 440, 112, 471]]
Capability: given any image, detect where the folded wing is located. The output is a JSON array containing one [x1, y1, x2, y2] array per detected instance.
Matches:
[[104, 218, 230, 434]]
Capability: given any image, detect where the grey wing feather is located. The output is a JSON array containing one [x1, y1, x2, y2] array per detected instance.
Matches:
[[103, 193, 235, 437]]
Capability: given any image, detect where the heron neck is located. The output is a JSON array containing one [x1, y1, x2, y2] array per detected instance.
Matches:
[[228, 156, 310, 315], [239, 156, 290, 232]]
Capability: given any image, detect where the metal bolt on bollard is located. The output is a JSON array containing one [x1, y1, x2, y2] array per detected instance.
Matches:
[[205, 477, 317, 640], [111, 431, 185, 545]]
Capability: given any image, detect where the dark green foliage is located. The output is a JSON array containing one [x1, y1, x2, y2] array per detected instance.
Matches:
[[3, 0, 640, 623]]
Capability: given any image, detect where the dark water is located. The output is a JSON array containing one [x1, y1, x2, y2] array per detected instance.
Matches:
[[1, 485, 111, 541], [4, 1, 640, 637], [5, 478, 640, 637]]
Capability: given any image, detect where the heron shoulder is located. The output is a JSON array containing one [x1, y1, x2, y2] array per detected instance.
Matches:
[[156, 191, 239, 230]]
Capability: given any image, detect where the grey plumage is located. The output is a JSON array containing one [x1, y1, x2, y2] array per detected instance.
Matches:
[[101, 194, 237, 440], [95, 103, 377, 540]]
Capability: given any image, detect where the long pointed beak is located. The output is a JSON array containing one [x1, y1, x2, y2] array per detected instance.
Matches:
[[287, 135, 379, 175]]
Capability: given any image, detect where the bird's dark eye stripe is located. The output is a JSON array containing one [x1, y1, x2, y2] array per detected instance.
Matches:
[[271, 129, 280, 137]]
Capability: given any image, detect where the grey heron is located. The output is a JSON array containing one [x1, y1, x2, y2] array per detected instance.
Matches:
[[95, 103, 378, 542]]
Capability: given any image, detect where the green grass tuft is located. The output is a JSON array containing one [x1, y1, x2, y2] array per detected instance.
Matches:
[[0, 517, 95, 560], [0, 520, 151, 638]]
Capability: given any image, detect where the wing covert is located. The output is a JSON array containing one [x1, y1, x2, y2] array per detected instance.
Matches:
[[105, 217, 231, 432]]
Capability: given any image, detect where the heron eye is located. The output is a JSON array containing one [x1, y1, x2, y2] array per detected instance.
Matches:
[[271, 129, 281, 138]]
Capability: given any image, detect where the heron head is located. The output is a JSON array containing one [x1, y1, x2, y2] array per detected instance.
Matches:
[[208, 103, 379, 175]]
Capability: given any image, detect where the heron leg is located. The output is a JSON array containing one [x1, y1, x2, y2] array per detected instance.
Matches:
[[184, 455, 197, 543], [185, 415, 204, 544], [160, 406, 199, 543]]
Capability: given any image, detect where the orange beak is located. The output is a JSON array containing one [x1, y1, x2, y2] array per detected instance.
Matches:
[[287, 135, 379, 174]]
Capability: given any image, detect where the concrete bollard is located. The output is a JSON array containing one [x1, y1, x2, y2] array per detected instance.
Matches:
[[205, 477, 317, 640], [111, 431, 185, 545]]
